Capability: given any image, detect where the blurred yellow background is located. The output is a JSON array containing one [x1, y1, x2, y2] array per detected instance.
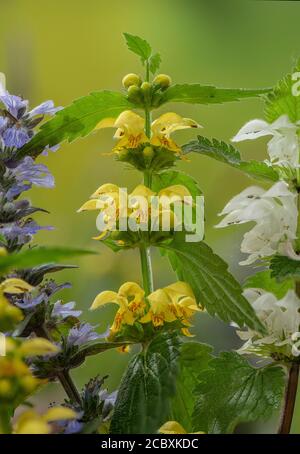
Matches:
[[1, 0, 300, 433]]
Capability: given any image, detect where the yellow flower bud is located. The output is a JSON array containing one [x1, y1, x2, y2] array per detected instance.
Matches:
[[143, 146, 154, 160], [122, 73, 142, 89], [117, 148, 130, 161], [141, 81, 152, 92], [127, 85, 142, 103], [153, 74, 172, 89], [110, 230, 123, 241]]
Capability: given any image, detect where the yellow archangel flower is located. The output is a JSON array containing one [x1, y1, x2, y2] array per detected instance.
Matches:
[[77, 183, 192, 240], [158, 421, 204, 434], [0, 337, 59, 402], [140, 281, 200, 333], [14, 407, 77, 434], [91, 282, 146, 334], [91, 281, 200, 337], [95, 110, 201, 153], [151, 112, 201, 153], [0, 278, 34, 330]]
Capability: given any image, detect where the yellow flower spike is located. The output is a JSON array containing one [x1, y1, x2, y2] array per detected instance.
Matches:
[[14, 407, 76, 434], [118, 282, 145, 303], [20, 338, 59, 357], [90, 183, 120, 198], [164, 281, 195, 301], [95, 110, 148, 151], [159, 420, 204, 434], [15, 410, 51, 434], [158, 185, 192, 203], [91, 282, 146, 335], [77, 199, 101, 212], [141, 289, 177, 327], [91, 290, 120, 310], [151, 112, 201, 153], [113, 111, 148, 149], [159, 421, 187, 434], [0, 278, 33, 295], [130, 184, 155, 200], [43, 407, 77, 422]]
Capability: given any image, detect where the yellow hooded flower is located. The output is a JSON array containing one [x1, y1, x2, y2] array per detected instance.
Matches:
[[0, 278, 34, 331], [91, 282, 146, 334], [151, 113, 201, 153], [77, 183, 121, 240], [95, 110, 200, 154], [96, 110, 148, 151], [164, 282, 201, 322], [14, 407, 77, 434], [78, 183, 193, 241], [140, 289, 177, 327], [0, 337, 56, 406], [159, 420, 204, 434], [140, 281, 200, 333]]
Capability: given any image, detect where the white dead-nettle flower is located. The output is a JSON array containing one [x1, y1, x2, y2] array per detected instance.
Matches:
[[236, 288, 300, 358], [216, 181, 297, 265], [232, 114, 300, 168]]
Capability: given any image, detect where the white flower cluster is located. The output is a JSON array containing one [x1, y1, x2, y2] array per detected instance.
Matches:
[[219, 114, 300, 358], [232, 114, 300, 168], [216, 181, 297, 265], [236, 289, 300, 358]]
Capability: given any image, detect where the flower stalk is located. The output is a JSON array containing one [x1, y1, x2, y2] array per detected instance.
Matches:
[[57, 370, 82, 406], [139, 244, 154, 296], [34, 325, 81, 406], [278, 362, 299, 434]]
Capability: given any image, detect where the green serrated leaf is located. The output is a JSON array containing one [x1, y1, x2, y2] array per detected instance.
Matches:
[[160, 84, 271, 106], [0, 247, 95, 274], [244, 270, 294, 299], [152, 169, 202, 198], [182, 136, 279, 182], [149, 53, 162, 75], [270, 255, 300, 282], [192, 352, 285, 433], [171, 342, 213, 432], [123, 33, 152, 64], [110, 332, 181, 434], [17, 91, 132, 158], [264, 60, 300, 123], [159, 233, 266, 334]]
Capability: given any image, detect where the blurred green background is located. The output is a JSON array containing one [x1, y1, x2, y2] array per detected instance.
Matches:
[[1, 0, 300, 433]]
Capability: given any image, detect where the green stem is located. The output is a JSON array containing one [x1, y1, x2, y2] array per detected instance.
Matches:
[[34, 325, 81, 406], [139, 245, 154, 295], [145, 60, 150, 83], [57, 370, 81, 406], [0, 408, 12, 434], [145, 108, 151, 138], [139, 65, 154, 297], [143, 169, 152, 188]]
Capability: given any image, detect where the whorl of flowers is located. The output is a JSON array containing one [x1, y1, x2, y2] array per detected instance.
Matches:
[[219, 112, 300, 361]]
